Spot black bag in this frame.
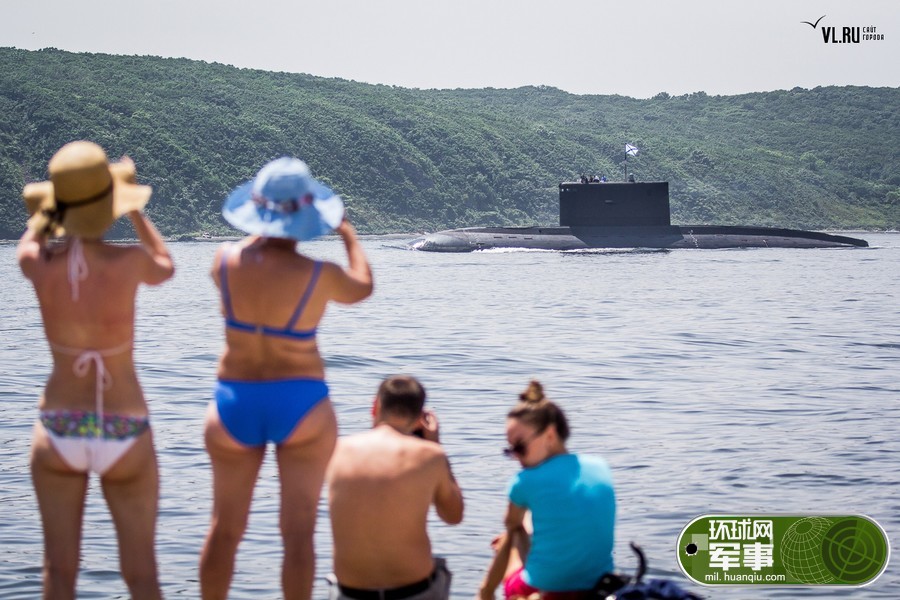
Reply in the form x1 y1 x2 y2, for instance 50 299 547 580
602 543 703 600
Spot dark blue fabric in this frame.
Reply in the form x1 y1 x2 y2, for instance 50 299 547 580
613 578 703 600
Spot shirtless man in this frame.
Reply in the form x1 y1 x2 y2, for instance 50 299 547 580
326 375 464 600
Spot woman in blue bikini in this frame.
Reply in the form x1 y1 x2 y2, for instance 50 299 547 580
18 141 175 599
200 157 373 600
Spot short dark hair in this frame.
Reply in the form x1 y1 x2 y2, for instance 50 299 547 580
507 380 570 441
377 375 426 420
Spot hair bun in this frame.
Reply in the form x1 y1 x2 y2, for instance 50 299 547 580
519 380 545 404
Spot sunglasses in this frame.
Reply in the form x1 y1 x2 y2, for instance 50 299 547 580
502 429 544 457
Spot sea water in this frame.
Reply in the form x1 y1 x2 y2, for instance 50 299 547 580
1 234 898 599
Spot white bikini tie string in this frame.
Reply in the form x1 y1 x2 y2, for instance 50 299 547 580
67 237 89 302
50 340 131 438
71 350 112 431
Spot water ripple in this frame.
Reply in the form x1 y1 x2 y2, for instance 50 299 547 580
1 236 899 598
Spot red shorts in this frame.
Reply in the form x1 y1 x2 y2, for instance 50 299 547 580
503 567 539 599
503 567 593 600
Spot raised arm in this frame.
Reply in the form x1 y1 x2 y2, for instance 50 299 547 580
17 225 47 281
129 211 174 285
326 218 373 304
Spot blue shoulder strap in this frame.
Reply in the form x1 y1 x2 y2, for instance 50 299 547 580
284 261 323 329
219 245 237 321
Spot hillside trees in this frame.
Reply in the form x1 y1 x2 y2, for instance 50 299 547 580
0 47 897 239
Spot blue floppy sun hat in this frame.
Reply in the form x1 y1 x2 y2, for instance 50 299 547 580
223 157 344 241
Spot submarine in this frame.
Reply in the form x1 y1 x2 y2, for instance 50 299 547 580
409 181 868 251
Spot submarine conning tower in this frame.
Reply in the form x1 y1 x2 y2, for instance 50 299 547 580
559 181 671 227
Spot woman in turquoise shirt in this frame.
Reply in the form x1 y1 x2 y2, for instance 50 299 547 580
479 381 616 600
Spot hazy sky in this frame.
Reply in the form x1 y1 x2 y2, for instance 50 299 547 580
2 0 897 98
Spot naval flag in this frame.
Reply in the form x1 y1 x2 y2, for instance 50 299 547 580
625 143 640 157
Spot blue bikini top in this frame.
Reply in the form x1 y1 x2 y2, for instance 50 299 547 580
219 246 323 340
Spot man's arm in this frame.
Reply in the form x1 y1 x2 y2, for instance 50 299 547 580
433 453 463 525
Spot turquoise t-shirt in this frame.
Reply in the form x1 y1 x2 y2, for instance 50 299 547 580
508 453 615 591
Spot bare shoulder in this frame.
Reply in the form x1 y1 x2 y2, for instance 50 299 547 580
314 259 355 293
333 432 365 452
213 242 230 262
326 435 353 476
210 242 234 278
317 259 343 279
331 430 377 458
16 238 42 276
17 232 56 277
111 243 146 257
414 438 451 470
101 243 171 285
105 243 151 266
327 431 381 476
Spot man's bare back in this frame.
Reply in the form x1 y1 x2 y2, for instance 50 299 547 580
327 377 463 596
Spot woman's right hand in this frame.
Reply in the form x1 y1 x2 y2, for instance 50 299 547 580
129 210 175 285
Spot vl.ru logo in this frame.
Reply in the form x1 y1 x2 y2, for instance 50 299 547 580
801 15 884 43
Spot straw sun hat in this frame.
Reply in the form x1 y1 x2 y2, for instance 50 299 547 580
22 141 151 239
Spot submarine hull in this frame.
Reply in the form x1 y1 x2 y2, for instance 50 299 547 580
408 182 868 251
410 225 869 252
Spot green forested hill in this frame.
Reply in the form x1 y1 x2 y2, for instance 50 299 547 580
1 47 898 239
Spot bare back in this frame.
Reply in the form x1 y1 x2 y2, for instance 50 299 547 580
212 237 367 381
21 239 161 414
327 426 460 588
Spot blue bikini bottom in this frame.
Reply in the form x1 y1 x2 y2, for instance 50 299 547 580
215 378 329 446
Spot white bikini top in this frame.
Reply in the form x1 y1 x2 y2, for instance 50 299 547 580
53 238 133 420
67 237 88 301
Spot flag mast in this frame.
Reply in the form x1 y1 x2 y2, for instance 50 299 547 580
625 143 639 181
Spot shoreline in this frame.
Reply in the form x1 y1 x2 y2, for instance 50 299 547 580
0 230 896 245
